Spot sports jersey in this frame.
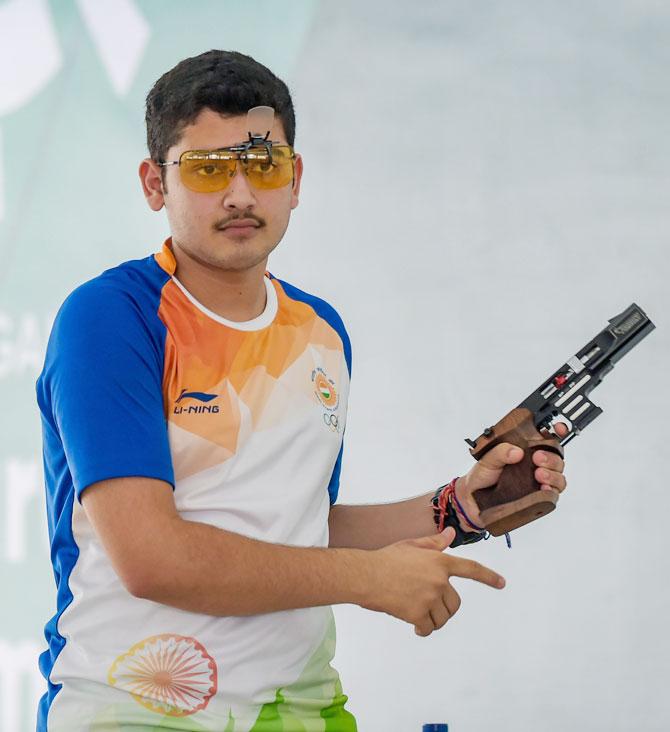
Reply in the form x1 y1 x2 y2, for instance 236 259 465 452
36 238 357 731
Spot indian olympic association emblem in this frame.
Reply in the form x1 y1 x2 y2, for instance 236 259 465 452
312 367 339 411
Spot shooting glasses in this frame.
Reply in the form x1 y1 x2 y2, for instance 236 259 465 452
158 106 296 193
159 144 295 193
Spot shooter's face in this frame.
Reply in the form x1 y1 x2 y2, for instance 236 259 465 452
152 108 302 273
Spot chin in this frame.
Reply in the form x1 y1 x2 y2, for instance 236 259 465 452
211 247 271 273
179 235 276 273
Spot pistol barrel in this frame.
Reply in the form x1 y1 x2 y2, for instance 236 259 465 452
519 303 654 436
465 304 654 452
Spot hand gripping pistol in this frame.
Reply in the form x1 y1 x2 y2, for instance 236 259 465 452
464 304 655 536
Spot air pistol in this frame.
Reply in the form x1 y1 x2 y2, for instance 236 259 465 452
465 303 655 536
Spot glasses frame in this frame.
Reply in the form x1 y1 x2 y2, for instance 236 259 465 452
158 137 296 192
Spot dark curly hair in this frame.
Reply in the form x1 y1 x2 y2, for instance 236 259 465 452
145 49 296 164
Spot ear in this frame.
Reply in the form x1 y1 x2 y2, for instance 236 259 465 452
139 158 166 211
290 153 303 210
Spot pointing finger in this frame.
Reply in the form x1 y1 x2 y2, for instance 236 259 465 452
446 556 506 589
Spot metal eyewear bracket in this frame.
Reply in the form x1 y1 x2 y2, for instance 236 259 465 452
159 105 281 169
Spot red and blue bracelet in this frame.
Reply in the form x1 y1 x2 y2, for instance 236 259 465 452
432 478 513 548
431 477 488 547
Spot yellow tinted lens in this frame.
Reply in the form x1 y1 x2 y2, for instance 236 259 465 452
179 150 236 192
244 145 295 190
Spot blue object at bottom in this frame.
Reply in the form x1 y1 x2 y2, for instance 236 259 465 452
423 725 449 732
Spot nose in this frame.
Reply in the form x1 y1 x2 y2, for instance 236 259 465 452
221 164 257 212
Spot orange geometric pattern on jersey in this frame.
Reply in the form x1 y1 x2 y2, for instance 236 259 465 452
155 241 344 481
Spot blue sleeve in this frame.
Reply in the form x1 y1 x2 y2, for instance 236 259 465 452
327 443 344 505
39 279 174 500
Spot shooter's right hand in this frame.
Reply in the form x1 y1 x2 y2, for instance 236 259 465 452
362 527 506 636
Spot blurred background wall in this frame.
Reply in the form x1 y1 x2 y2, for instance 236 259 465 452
1 1 668 730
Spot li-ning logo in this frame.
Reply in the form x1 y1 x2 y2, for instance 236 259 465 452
173 388 220 415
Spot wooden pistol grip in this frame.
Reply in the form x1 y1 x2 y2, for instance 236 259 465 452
470 408 564 535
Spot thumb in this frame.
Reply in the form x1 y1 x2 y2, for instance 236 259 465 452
479 442 524 471
411 527 455 551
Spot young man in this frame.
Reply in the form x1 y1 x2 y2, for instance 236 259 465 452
36 51 567 731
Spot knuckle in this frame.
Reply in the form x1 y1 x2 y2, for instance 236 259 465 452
470 560 484 574
422 587 437 604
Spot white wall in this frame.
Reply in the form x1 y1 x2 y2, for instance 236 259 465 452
285 2 669 730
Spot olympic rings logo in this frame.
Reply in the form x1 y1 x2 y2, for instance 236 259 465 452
323 413 340 433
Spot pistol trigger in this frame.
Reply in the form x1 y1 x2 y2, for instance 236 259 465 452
547 413 573 437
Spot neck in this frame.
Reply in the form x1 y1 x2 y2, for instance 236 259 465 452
170 240 268 322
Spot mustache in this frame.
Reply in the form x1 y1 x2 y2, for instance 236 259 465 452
213 213 265 230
